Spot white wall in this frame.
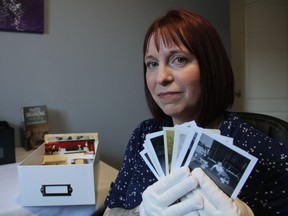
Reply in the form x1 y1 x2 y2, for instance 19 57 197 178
0 0 229 168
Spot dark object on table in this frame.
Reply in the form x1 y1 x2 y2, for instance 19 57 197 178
0 121 15 165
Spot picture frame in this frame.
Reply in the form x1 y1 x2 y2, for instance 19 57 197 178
0 0 44 33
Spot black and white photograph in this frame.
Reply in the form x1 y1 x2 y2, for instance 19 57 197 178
174 128 201 170
145 131 166 177
140 148 160 180
187 132 258 199
171 127 189 170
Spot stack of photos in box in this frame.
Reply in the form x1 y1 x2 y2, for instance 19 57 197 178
42 133 98 166
140 121 258 199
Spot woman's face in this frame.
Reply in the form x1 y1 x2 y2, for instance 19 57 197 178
145 35 201 125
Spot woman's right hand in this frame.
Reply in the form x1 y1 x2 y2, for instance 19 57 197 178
139 166 203 216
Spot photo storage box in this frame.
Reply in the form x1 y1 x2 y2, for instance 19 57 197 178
18 133 100 206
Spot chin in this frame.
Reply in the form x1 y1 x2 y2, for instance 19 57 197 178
162 109 182 118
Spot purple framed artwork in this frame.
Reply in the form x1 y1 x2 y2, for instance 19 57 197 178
0 0 44 33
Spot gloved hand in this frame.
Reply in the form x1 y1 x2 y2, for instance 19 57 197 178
189 168 254 216
139 166 203 216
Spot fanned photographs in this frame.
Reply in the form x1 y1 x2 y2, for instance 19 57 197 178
140 121 258 199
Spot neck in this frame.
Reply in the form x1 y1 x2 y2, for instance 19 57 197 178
205 115 224 129
172 114 224 129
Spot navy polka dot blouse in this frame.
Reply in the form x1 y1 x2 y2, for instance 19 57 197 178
105 112 288 215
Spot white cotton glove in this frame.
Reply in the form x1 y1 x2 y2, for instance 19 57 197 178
189 168 254 216
139 166 203 216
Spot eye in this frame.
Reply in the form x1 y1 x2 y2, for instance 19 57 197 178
146 61 158 69
173 56 188 64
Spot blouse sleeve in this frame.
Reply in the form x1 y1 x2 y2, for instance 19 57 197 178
221 114 288 215
104 120 158 209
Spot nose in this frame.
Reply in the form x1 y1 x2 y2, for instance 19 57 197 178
157 64 173 85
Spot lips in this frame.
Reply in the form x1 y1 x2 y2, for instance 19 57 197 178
158 91 181 100
158 91 178 96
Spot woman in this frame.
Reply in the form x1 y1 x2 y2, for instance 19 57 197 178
103 9 288 215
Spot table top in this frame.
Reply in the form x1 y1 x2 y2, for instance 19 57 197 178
0 147 118 216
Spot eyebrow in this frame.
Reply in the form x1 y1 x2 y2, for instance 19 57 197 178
168 49 188 55
145 48 189 60
144 55 156 62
